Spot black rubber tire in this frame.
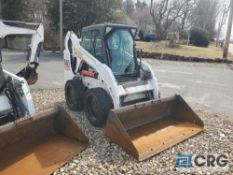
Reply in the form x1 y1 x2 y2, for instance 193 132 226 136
84 88 113 127
65 79 84 111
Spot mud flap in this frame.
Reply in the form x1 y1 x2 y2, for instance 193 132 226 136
0 106 89 175
105 95 204 161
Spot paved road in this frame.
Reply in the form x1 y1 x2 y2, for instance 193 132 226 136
146 59 233 118
2 50 233 118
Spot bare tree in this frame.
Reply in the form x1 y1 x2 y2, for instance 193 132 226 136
175 0 199 44
150 0 186 40
216 3 229 47
123 0 135 16
133 5 153 33
179 0 198 31
191 0 218 40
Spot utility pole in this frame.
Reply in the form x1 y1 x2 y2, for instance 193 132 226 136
59 0 63 54
0 0 2 19
223 0 233 59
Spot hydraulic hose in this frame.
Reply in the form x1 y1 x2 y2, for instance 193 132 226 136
5 82 29 118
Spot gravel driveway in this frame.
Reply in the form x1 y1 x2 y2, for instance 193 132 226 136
32 89 233 175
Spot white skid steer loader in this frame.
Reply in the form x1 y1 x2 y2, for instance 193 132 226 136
64 24 204 161
0 20 88 175
0 20 44 123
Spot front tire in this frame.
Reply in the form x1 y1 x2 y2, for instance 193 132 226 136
65 79 84 111
84 88 112 127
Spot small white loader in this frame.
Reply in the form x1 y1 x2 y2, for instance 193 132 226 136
64 24 160 126
0 20 44 123
64 24 204 161
0 20 88 175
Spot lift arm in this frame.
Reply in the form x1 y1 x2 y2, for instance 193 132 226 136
0 20 44 85
0 20 44 63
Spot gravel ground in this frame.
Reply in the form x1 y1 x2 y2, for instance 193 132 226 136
32 89 233 175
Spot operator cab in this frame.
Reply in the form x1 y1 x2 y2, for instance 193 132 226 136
81 24 139 81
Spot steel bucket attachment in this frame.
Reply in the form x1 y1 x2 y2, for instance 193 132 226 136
105 95 204 161
0 106 89 175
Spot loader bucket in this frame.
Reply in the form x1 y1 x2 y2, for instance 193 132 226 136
105 95 204 161
0 106 89 175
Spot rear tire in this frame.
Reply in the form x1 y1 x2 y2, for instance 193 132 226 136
84 88 112 127
65 79 84 111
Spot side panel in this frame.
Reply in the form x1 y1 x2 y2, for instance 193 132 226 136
0 95 11 112
140 60 160 99
63 32 76 82
3 70 35 115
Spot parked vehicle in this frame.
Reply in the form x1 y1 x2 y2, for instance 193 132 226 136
0 20 89 175
144 33 157 42
63 24 204 161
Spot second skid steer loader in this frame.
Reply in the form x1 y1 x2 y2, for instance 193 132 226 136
0 20 89 175
64 24 204 161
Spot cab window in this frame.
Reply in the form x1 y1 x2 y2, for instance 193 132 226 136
81 30 107 64
82 31 94 55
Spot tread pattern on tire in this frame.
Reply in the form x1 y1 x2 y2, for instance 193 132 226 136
84 88 113 127
65 79 84 111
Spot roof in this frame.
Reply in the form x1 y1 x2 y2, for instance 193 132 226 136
82 23 137 32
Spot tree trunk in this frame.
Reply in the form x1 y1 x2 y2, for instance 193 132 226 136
187 31 190 45
155 25 167 40
216 31 220 47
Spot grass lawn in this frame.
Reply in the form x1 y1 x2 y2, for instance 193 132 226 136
136 41 233 60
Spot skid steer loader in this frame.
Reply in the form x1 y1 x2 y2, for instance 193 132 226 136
0 20 88 175
64 24 204 161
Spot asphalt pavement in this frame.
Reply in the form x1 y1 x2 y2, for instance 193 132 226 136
2 50 233 118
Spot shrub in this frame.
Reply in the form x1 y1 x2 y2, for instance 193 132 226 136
190 28 210 47
179 30 188 40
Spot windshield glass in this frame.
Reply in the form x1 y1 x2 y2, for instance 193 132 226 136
107 29 136 76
